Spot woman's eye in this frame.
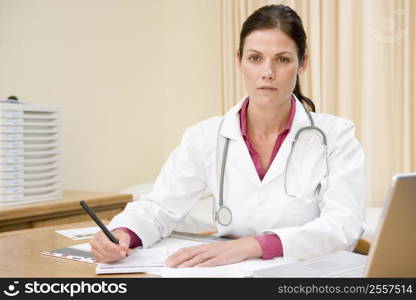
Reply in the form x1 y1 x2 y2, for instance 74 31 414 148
277 57 290 63
248 55 261 62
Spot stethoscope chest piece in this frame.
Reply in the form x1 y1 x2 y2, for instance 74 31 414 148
215 206 232 226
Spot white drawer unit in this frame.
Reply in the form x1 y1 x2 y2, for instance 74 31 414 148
0 99 62 205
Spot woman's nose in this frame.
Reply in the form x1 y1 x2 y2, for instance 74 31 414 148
261 63 275 80
261 73 274 80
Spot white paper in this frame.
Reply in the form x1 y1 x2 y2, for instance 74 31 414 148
56 226 100 240
96 234 293 278
158 237 294 277
95 236 295 277
153 237 204 255
96 247 168 274
95 237 208 275
232 257 295 277
160 257 293 278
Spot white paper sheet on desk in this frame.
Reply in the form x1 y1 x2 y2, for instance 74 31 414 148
156 237 294 277
56 226 100 240
96 237 207 275
96 247 168 275
155 236 204 254
160 257 293 278
96 236 294 277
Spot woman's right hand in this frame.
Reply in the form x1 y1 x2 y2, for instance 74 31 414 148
89 229 132 263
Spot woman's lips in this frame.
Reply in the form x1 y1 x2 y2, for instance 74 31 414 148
257 86 278 93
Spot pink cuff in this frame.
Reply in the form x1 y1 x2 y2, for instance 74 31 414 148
114 227 142 248
254 234 284 260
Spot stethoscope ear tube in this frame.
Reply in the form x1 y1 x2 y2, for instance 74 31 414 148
219 138 230 208
216 137 232 226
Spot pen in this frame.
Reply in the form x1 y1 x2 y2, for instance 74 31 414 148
80 200 119 245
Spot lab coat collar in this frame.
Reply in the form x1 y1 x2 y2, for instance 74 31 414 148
220 94 310 141
261 96 311 185
220 94 312 186
219 96 247 141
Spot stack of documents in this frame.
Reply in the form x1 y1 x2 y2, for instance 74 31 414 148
47 227 294 277
95 236 293 277
0 99 61 205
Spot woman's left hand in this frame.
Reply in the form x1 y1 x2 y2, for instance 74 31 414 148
165 237 262 268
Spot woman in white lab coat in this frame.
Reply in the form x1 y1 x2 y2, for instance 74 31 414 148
90 4 365 266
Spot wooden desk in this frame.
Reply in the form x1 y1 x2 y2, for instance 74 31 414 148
0 190 133 233
0 221 156 277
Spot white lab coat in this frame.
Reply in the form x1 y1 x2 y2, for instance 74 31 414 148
109 96 366 260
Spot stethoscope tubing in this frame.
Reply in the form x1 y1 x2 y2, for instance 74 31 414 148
216 99 328 225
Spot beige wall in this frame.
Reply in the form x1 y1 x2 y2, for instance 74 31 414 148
0 0 222 192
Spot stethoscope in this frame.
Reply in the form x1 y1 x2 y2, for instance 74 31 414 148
214 98 329 226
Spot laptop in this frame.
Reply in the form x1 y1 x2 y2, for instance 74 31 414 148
253 173 416 277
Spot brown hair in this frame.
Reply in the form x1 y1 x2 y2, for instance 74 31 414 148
238 4 315 112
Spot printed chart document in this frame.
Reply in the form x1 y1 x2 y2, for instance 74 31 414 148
42 243 96 264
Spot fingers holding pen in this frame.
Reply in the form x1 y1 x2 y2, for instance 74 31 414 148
90 232 121 262
89 230 131 263
111 229 132 255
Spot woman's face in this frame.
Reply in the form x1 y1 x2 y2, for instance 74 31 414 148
238 28 307 108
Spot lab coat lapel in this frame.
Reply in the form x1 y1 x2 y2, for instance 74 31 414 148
261 100 311 185
229 137 262 186
220 98 262 187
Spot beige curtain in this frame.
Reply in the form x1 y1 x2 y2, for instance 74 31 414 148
220 0 416 206
220 0 268 111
